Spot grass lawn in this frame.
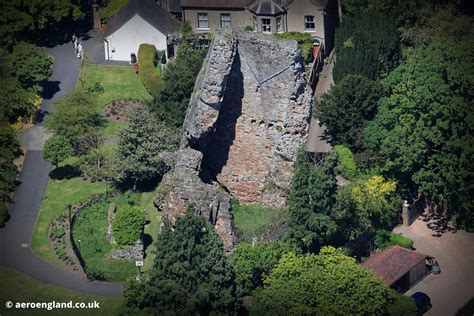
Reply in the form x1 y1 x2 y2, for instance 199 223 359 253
72 197 137 282
78 63 152 109
0 267 122 316
103 120 126 139
140 191 161 271
31 178 106 269
232 202 287 243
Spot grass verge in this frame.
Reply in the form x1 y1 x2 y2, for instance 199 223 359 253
78 64 152 109
141 191 161 271
0 267 122 316
31 178 105 269
232 201 287 243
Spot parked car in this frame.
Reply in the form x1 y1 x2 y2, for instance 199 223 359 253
411 292 432 315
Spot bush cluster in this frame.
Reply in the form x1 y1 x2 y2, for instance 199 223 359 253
138 44 163 98
112 205 144 247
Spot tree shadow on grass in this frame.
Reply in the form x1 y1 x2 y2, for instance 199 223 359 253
49 164 81 180
143 233 153 258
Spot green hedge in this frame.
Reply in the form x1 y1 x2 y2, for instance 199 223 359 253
390 233 414 249
137 44 163 98
373 229 414 249
112 205 144 247
334 145 358 179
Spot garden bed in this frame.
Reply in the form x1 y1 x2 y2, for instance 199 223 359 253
71 197 137 282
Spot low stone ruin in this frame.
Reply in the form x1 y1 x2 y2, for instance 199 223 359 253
155 29 313 252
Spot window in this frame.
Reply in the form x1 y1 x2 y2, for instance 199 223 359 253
220 13 231 28
262 18 271 33
253 16 258 31
197 13 209 29
276 16 282 33
305 15 315 31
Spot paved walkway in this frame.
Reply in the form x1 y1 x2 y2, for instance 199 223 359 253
394 219 474 315
0 37 122 297
306 60 334 153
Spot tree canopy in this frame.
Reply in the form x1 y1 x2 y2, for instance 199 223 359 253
115 104 180 188
43 135 73 167
234 241 298 297
364 39 474 230
4 42 52 89
251 246 416 315
45 90 102 143
287 151 339 252
123 210 237 314
318 74 383 151
0 0 84 47
153 43 207 127
333 9 400 82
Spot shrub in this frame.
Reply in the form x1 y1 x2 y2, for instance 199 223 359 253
50 225 65 240
390 233 414 249
112 205 144 247
138 44 163 98
0 202 10 227
373 229 414 249
334 145 358 179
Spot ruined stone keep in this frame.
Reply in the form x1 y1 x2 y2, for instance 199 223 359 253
155 29 313 252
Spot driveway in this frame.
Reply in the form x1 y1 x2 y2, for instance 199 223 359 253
306 60 333 153
0 35 122 297
394 219 474 315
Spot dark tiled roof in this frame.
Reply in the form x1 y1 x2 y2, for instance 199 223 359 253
362 245 427 286
180 0 249 8
248 0 284 15
105 0 181 38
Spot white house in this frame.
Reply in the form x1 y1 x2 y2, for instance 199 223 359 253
104 0 181 62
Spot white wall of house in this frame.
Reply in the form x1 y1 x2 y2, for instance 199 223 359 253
104 15 167 61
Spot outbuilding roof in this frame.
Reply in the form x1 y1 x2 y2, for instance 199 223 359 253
362 245 428 286
180 0 249 8
105 0 181 38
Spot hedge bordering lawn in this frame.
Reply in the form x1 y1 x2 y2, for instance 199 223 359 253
138 44 163 98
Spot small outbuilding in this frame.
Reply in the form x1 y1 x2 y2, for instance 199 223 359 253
103 0 181 62
363 245 428 292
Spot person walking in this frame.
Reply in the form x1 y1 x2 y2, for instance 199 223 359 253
77 42 83 59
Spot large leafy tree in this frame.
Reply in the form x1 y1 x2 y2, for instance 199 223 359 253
318 74 383 151
153 43 207 127
251 247 416 315
0 121 20 203
333 9 400 82
0 77 36 123
116 104 180 188
287 151 339 253
0 0 84 48
364 38 474 230
45 90 102 143
234 242 298 297
4 42 52 89
123 210 237 314
43 135 73 167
